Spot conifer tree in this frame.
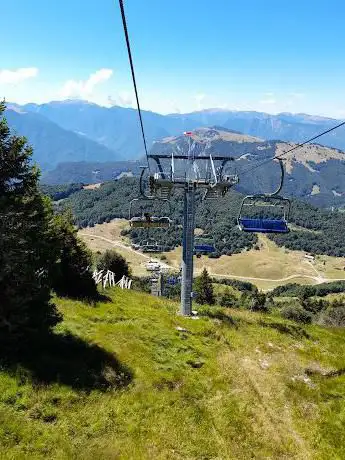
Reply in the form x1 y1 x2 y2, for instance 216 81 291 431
194 268 215 305
0 102 61 348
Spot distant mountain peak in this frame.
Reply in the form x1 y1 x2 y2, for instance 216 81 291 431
47 99 99 107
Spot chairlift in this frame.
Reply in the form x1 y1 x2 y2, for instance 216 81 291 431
237 159 290 233
139 239 164 253
166 276 178 285
128 166 173 228
129 197 172 228
194 235 216 255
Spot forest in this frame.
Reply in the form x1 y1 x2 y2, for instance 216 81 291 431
54 177 345 257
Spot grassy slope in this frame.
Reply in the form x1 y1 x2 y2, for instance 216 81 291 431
1 290 345 459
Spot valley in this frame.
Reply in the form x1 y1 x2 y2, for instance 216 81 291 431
3 2 345 458
78 219 345 290
6 101 345 208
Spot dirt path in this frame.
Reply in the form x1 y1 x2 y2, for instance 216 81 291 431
81 233 171 269
81 233 345 286
209 271 322 283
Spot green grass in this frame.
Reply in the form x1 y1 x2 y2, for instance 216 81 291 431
1 289 345 459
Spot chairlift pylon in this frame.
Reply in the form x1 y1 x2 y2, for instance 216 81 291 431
237 159 290 233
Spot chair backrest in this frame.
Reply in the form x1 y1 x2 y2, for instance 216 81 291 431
194 243 215 252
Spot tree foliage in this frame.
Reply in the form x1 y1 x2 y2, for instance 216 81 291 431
271 281 345 298
219 288 237 308
194 269 215 305
0 102 61 348
40 183 83 201
57 176 345 258
97 250 130 282
51 211 97 299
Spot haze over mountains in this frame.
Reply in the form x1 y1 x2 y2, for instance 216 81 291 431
6 100 345 166
5 100 345 207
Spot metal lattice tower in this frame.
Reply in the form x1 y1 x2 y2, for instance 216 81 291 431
181 182 196 315
145 134 238 315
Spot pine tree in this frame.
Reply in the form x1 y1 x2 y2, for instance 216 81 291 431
194 268 215 305
0 102 61 349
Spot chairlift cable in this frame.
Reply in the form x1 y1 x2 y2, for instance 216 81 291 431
118 0 150 168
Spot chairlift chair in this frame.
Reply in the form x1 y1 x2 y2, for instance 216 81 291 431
194 235 216 255
129 198 172 229
128 166 173 228
237 159 290 233
140 239 164 253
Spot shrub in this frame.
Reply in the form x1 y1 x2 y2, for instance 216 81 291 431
319 300 345 327
250 292 269 312
220 288 237 308
301 298 328 314
131 276 151 293
97 250 130 282
280 304 313 324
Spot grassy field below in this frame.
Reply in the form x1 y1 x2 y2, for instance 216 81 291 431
1 289 345 459
78 221 345 290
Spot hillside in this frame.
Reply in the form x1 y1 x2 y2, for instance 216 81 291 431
37 121 345 207
78 221 345 290
5 106 120 170
40 160 141 184
152 127 345 208
57 177 345 259
6 102 345 193
19 100 345 157
2 288 345 458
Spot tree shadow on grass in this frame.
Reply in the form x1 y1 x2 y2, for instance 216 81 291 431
1 332 133 391
58 291 112 305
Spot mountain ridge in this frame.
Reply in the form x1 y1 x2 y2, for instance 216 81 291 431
8 100 345 161
5 101 345 208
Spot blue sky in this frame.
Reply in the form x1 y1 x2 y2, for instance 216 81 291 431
1 0 345 117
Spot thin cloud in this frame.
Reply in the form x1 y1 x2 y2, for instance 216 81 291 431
0 67 38 85
259 92 276 105
289 92 305 99
259 98 276 105
60 68 113 99
107 91 133 107
194 93 206 110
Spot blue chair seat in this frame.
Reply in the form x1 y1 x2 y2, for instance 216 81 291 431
194 244 215 252
239 218 289 233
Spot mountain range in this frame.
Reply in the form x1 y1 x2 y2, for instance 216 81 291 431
5 100 345 168
4 100 345 207
152 127 345 208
